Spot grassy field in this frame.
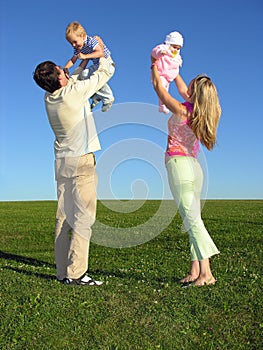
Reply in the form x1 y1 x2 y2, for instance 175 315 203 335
0 200 262 350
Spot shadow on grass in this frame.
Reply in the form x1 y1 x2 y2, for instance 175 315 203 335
1 251 183 284
0 251 55 268
90 268 182 284
0 250 56 281
2 266 56 281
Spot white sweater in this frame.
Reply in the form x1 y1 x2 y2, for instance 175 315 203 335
44 58 113 159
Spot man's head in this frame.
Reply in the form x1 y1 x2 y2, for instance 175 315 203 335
33 62 68 93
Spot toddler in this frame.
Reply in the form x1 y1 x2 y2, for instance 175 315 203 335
65 21 115 112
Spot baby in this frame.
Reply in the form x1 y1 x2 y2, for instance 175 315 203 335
152 31 186 114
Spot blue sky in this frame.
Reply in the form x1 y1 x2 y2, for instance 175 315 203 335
1 0 262 201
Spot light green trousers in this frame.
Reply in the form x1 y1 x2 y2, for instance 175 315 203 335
166 156 219 261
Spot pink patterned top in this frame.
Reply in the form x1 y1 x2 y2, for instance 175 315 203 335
165 102 200 158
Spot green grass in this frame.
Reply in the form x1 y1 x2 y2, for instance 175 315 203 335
0 200 262 349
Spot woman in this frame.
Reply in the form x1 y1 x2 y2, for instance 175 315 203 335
151 60 221 286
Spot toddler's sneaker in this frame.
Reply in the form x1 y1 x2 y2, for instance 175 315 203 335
101 100 114 112
91 98 101 110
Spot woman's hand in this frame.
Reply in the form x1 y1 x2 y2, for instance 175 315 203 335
151 56 157 65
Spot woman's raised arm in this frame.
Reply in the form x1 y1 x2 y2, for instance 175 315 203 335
151 62 188 119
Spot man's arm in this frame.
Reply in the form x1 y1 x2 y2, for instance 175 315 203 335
79 59 89 70
74 57 113 99
69 59 89 81
64 55 78 69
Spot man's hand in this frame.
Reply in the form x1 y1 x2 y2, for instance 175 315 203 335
63 67 70 78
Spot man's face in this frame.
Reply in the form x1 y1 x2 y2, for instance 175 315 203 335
67 33 85 51
56 66 69 87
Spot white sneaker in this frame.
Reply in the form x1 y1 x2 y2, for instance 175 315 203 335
101 101 113 112
64 274 103 286
91 99 101 110
81 275 103 286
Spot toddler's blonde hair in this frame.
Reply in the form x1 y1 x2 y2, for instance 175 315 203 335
189 75 221 150
66 21 86 40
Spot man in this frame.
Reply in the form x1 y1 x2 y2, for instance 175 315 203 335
33 57 114 285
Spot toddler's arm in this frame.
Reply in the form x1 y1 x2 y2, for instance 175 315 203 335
78 36 104 60
94 36 105 51
152 44 168 59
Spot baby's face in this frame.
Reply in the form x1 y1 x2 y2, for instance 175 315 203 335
170 44 181 54
67 33 85 51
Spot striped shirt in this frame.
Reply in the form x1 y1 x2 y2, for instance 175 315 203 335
74 35 111 67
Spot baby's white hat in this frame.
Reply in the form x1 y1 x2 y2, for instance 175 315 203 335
165 31 184 47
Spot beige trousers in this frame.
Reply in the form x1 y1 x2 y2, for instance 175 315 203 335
54 153 97 280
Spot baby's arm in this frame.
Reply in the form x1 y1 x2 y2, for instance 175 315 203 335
64 55 78 69
174 74 190 101
152 44 168 59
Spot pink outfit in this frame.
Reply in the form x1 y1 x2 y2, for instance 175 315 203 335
152 44 182 82
165 102 200 158
151 44 183 113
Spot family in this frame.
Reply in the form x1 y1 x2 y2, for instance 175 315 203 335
33 21 221 287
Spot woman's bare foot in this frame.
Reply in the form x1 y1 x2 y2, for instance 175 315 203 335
179 260 200 284
193 275 217 287
179 274 199 284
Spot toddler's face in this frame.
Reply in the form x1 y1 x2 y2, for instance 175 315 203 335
67 33 85 51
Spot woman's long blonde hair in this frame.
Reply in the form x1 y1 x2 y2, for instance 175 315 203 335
189 75 221 150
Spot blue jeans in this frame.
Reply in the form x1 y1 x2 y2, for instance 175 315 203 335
80 59 115 105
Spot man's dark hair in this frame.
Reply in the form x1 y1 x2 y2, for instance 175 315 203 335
33 61 61 93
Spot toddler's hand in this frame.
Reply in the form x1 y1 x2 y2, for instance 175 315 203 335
161 50 167 55
184 92 191 102
78 52 86 60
